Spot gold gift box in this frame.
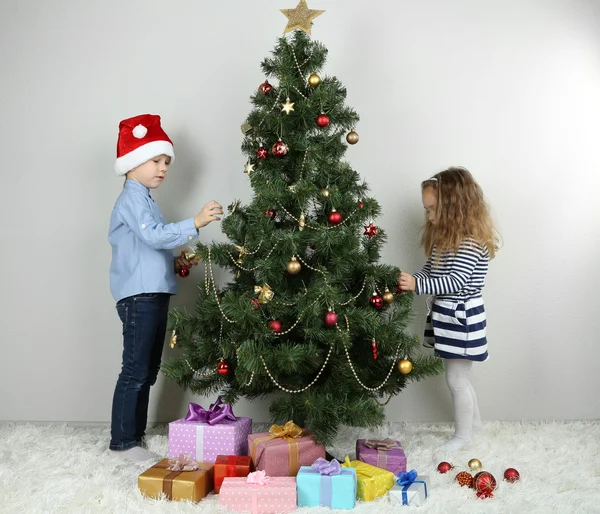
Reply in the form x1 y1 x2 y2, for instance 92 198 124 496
138 459 214 502
342 457 395 501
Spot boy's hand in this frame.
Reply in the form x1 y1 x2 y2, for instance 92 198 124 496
194 201 224 229
174 250 199 273
398 272 416 292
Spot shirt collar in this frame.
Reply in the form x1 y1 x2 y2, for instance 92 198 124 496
125 179 151 196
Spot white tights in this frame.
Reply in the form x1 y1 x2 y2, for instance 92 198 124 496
442 359 483 451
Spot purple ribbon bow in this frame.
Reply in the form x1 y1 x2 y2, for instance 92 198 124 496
311 457 342 476
364 438 399 451
184 396 237 425
397 469 418 486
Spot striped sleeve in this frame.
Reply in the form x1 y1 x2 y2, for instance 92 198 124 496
415 241 483 295
413 256 432 281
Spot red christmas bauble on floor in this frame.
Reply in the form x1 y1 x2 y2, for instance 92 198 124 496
370 294 384 310
178 266 190 278
324 309 338 327
473 471 497 499
328 210 342 225
272 139 289 157
437 461 453 474
259 80 273 94
504 468 520 483
455 471 474 488
268 320 283 333
316 113 330 128
217 360 230 376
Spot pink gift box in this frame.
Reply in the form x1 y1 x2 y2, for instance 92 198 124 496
219 476 297 514
168 416 252 463
356 439 407 475
249 430 325 477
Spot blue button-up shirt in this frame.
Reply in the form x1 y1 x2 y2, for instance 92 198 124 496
109 180 198 302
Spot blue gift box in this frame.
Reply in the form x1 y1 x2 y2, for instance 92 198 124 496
296 463 357 509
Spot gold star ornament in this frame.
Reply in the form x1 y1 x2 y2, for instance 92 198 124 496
281 0 325 35
282 97 295 114
243 162 255 175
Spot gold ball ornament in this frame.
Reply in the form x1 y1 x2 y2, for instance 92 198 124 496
286 256 302 275
319 188 330 198
346 129 359 145
382 288 394 304
468 458 483 471
398 359 413 374
308 73 321 87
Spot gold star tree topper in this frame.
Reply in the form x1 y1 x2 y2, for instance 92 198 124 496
281 0 325 35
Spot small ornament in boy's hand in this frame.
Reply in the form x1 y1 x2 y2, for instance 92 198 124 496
178 266 190 278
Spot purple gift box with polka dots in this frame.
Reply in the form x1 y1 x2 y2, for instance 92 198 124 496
168 416 253 463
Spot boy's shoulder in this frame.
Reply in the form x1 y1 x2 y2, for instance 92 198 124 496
113 185 152 211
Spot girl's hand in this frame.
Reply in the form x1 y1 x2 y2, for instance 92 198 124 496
174 251 199 273
194 201 224 229
398 272 416 292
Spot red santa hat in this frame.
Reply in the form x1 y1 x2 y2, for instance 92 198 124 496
114 114 174 175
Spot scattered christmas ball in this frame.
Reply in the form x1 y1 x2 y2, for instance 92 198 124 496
437 462 453 474
286 256 301 275
178 266 190 278
398 359 413 374
319 187 330 198
324 308 338 327
281 97 295 115
371 339 378 360
264 209 276 218
308 73 321 87
328 209 342 225
256 146 268 159
272 139 289 157
370 293 384 310
268 320 283 333
455 471 474 488
473 471 497 499
217 360 231 376
382 288 394 304
346 129 359 145
468 459 482 471
504 468 520 483
363 223 378 239
259 80 273 94
316 113 330 128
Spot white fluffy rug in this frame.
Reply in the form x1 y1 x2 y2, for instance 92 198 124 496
1 421 599 513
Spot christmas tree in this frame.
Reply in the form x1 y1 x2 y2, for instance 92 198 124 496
163 2 442 445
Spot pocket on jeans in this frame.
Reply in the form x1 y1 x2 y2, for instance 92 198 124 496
116 302 128 327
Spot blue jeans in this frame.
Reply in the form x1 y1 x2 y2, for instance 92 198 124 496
110 293 170 450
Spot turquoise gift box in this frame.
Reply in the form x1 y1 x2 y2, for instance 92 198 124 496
296 458 357 510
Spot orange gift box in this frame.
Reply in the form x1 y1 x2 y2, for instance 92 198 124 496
214 455 252 494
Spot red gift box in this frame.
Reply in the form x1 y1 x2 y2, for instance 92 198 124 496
214 455 252 494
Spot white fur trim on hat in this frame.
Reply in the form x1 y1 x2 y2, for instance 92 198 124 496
114 140 175 175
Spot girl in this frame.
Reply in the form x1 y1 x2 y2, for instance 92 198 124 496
108 114 223 461
398 167 499 451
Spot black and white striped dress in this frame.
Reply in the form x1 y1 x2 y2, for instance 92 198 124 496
414 239 489 362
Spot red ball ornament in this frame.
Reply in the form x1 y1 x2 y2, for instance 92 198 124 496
316 113 330 128
370 293 384 310
363 223 378 239
256 146 268 159
328 209 342 225
504 468 520 483
437 462 453 474
178 266 190 278
455 471 474 488
473 471 497 499
324 309 338 327
395 285 403 294
217 360 230 376
359 201 364 209
264 209 276 219
259 80 273 94
272 139 289 157
268 320 283 333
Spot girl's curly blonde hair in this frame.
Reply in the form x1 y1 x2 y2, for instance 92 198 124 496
421 167 499 258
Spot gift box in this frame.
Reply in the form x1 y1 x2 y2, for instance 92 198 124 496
168 398 252 463
219 470 297 514
214 455 252 494
249 421 325 477
389 470 429 506
356 438 407 475
138 455 214 502
341 456 396 501
297 458 357 509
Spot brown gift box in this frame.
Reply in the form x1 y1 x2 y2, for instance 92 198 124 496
138 458 214 502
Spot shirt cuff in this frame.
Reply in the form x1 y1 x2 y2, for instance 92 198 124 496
179 217 198 242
